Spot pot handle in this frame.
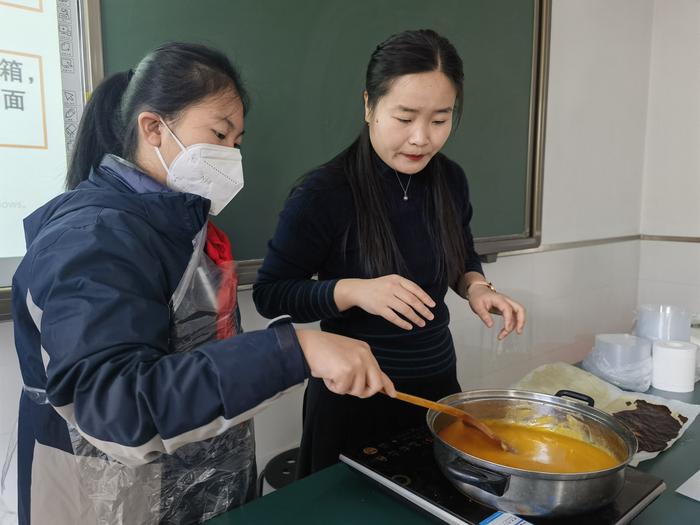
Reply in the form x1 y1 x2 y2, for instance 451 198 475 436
444 457 510 496
555 389 595 407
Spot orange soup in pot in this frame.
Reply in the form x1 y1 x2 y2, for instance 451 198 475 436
438 420 619 473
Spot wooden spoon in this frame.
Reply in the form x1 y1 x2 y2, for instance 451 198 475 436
393 390 517 453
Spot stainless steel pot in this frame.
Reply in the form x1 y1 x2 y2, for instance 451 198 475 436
427 389 638 517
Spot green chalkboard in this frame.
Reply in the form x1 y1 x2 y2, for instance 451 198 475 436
100 0 547 265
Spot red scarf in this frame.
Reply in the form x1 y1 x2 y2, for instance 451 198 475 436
204 221 239 339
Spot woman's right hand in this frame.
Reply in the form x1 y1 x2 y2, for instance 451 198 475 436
296 329 396 398
334 275 436 330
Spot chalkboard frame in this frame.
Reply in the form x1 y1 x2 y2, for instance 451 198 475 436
0 0 551 321
474 0 549 261
93 0 551 285
231 0 552 283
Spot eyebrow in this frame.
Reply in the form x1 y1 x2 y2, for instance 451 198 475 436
217 116 238 130
395 105 454 114
216 116 245 137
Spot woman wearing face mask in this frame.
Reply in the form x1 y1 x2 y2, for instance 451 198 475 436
12 42 394 525
253 30 526 476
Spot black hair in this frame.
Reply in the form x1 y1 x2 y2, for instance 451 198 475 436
65 42 249 190
333 29 468 284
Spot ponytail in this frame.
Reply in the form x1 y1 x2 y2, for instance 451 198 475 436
65 71 129 189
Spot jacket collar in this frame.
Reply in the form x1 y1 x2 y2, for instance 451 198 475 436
100 154 170 194
23 156 209 247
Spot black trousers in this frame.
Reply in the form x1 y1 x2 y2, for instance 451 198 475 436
297 366 461 478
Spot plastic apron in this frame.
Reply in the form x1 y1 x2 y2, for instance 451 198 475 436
30 223 255 524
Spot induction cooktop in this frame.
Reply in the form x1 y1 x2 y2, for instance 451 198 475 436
340 426 665 525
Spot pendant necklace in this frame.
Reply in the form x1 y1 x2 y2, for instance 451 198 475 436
393 169 411 201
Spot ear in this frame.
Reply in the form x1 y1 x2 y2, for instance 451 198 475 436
138 111 164 147
363 91 371 124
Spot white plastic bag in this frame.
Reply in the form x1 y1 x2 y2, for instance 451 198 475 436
583 351 652 392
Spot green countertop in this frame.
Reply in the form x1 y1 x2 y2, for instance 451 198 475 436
207 384 700 525
207 464 434 525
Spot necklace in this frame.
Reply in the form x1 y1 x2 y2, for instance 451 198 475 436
393 169 411 201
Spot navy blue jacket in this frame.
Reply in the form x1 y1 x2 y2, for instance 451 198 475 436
12 159 307 523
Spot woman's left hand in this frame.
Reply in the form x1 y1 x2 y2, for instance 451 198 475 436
467 286 526 340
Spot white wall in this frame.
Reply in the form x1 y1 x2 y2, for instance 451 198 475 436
543 0 653 243
1 1 697 515
638 0 700 313
641 0 700 238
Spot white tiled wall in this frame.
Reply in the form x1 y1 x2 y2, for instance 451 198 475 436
638 241 700 315
451 241 642 390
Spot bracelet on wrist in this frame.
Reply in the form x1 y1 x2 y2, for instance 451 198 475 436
465 281 496 301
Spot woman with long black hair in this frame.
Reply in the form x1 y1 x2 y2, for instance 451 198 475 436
12 42 394 524
254 29 526 477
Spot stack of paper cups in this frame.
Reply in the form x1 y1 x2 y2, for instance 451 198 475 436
635 304 690 342
652 340 698 393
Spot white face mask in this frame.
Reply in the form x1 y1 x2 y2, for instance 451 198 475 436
154 120 244 215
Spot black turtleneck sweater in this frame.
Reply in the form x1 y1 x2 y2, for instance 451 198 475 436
253 153 483 380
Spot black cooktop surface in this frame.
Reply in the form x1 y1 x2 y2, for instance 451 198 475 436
340 426 665 525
